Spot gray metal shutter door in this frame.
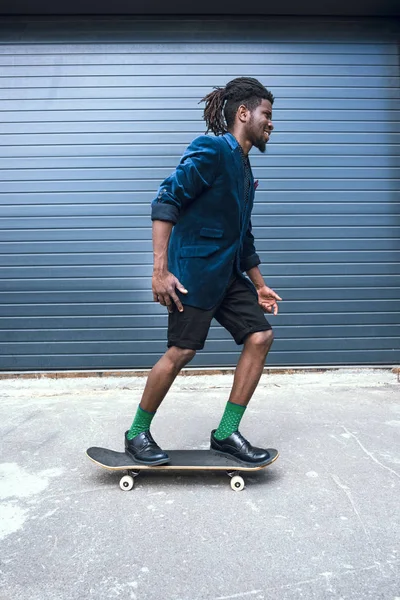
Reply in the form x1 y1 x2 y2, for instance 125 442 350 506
0 18 399 370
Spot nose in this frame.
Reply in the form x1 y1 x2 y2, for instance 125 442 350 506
268 121 274 132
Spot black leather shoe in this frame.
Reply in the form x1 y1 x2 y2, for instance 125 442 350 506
125 431 170 465
210 429 277 466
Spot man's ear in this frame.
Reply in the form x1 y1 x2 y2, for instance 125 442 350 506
237 104 249 123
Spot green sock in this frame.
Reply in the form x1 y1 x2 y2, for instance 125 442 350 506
214 401 246 440
127 406 155 440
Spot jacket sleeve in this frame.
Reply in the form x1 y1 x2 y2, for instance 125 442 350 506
151 135 221 224
239 220 261 272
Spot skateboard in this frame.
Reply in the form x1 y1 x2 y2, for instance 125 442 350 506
86 447 279 492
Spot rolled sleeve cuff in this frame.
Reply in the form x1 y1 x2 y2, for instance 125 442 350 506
151 202 180 224
240 253 261 272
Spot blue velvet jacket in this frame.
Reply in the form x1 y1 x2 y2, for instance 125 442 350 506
151 132 261 310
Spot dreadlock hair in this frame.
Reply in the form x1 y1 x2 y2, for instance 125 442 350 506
200 77 274 136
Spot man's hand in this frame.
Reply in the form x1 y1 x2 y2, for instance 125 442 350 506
257 285 282 316
152 270 188 313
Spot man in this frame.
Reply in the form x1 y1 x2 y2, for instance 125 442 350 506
125 77 282 466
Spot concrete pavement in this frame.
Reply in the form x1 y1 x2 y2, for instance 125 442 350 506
0 369 399 600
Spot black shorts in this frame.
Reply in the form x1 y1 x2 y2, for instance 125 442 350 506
167 274 272 351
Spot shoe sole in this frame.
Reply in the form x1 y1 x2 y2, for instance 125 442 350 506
124 451 170 466
211 448 279 468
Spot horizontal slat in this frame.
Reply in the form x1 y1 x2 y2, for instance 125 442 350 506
1 226 398 242
1 180 399 193
1 201 400 217
0 52 398 66
2 65 399 77
2 274 400 293
2 156 398 169
1 336 398 356
0 143 397 158
0 286 398 304
0 93 399 105
1 36 399 51
2 121 400 135
2 250 400 267
1 276 399 292
0 42 397 55
1 263 400 279
1 349 396 370
0 311 397 328
1 238 399 252
3 75 399 89
0 215 397 228
1 167 400 182
1 110 399 124
0 192 399 206
1 324 399 343
2 132 399 146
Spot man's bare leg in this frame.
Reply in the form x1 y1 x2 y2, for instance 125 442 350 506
139 346 196 413
125 346 196 464
212 330 274 455
228 329 274 407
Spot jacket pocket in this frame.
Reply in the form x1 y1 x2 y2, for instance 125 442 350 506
200 227 224 238
180 245 220 258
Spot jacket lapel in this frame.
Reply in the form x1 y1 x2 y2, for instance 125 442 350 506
248 161 255 209
223 133 245 210
232 147 244 208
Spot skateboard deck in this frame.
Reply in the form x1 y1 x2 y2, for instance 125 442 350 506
86 446 279 491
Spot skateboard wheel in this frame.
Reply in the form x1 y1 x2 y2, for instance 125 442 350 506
230 475 245 492
119 475 134 491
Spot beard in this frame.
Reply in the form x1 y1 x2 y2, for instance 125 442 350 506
253 136 267 153
248 115 267 153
